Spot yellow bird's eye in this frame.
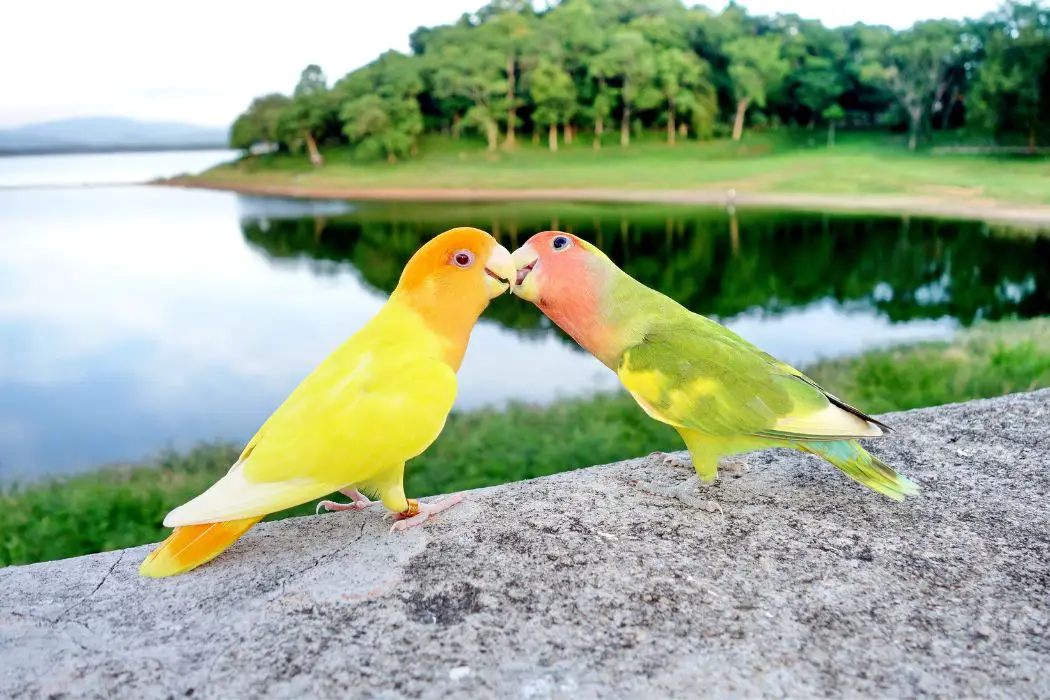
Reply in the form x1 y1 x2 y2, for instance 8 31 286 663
451 249 476 268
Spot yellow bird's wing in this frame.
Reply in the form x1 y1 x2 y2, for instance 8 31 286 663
163 352 457 527
616 319 885 442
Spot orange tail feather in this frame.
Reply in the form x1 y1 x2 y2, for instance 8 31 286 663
138 516 263 578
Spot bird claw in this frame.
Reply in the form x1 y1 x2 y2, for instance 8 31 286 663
316 499 370 514
630 475 723 514
315 488 374 514
388 493 464 533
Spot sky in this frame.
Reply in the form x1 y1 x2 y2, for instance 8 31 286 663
0 0 1004 130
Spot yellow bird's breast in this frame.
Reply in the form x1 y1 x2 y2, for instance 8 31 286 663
238 301 459 485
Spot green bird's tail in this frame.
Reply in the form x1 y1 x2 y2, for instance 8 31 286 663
799 440 920 502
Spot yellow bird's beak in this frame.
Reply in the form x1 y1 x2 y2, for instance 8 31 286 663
510 243 540 302
483 244 515 299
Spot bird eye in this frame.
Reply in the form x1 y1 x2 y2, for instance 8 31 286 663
551 235 572 251
451 249 475 268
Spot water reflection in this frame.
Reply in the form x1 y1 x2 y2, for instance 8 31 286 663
240 199 1050 335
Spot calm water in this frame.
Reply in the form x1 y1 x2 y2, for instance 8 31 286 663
2 152 1048 479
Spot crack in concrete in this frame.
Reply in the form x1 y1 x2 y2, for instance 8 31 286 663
54 550 125 623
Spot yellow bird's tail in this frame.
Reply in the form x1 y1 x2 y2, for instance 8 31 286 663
138 516 263 578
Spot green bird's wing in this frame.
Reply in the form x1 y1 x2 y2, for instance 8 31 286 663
615 313 887 442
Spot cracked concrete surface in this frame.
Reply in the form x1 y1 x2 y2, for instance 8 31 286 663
1 389 1048 699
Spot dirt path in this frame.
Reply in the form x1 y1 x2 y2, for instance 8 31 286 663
157 176 1050 228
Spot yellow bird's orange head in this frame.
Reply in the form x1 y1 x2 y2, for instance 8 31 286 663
392 227 514 362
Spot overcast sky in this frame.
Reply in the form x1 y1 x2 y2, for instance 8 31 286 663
0 0 1003 129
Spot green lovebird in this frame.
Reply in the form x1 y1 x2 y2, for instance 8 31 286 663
511 230 919 508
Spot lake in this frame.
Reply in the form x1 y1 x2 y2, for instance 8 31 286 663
2 151 1048 480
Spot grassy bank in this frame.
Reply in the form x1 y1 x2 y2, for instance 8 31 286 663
3 318 1049 567
173 131 1050 210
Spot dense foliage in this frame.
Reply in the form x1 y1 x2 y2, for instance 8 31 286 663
229 0 1050 158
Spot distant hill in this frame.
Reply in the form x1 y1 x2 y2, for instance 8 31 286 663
0 117 229 155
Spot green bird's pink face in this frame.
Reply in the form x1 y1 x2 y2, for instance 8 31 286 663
512 231 623 365
510 231 588 304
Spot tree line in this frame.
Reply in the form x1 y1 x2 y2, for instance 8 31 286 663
230 0 1050 162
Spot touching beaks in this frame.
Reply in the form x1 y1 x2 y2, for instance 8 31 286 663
483 244 515 297
510 244 539 295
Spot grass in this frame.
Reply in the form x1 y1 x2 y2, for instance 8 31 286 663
182 130 1050 207
2 317 1048 568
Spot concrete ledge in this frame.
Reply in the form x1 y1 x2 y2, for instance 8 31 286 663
2 390 1048 699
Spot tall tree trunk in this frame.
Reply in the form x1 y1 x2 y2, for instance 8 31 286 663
621 102 631 147
731 98 750 142
532 131 540 145
827 120 836 147
548 123 558 152
564 122 573 145
907 107 921 151
942 86 960 129
679 122 688 139
485 119 499 152
451 113 462 140
305 131 323 167
594 116 604 150
667 102 676 145
504 55 517 149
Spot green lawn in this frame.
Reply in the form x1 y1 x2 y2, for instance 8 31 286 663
3 318 1048 568
182 131 1050 207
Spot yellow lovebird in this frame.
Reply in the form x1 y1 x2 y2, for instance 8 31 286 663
511 231 919 509
139 227 515 578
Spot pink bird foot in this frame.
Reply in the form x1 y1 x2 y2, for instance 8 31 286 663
634 451 740 514
316 488 374 514
385 494 465 533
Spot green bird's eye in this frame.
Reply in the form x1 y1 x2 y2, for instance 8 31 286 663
551 235 572 251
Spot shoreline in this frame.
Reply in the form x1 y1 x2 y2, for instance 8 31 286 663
156 175 1050 228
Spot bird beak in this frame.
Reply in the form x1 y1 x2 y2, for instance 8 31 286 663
510 244 540 301
483 244 515 299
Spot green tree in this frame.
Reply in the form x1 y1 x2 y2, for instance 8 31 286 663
592 29 660 146
477 2 538 149
654 48 716 144
822 103 845 146
429 36 507 151
724 34 790 140
542 0 606 145
530 60 577 151
279 64 337 166
972 1 1050 149
795 56 844 126
863 21 963 150
229 93 290 153
337 51 424 162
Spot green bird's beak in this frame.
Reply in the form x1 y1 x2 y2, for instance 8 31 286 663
510 243 540 302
